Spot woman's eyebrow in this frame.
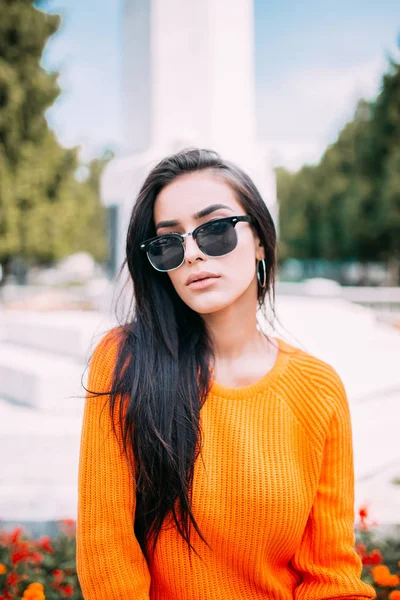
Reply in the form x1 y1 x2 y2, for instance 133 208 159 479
155 204 233 231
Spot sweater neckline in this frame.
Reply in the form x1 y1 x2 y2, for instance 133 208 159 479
208 337 290 399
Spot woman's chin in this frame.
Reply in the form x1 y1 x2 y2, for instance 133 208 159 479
187 296 235 315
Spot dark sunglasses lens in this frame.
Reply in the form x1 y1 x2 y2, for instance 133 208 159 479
147 237 183 271
197 221 237 256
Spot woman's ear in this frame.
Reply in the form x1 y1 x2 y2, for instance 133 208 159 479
255 238 265 261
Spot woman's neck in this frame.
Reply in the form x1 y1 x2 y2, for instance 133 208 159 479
202 293 268 363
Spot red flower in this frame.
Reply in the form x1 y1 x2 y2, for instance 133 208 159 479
52 569 63 578
369 549 383 565
358 546 383 566
59 518 76 537
10 527 24 544
6 571 19 586
38 535 54 553
29 552 44 564
60 518 75 528
11 551 26 564
61 584 74 597
356 543 367 557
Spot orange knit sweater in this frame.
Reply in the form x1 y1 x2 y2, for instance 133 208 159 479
76 330 377 600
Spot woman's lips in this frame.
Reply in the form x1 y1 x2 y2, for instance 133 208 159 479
187 276 220 290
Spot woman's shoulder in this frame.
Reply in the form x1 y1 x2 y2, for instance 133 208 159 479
87 326 126 390
278 338 346 396
276 338 348 445
91 326 125 363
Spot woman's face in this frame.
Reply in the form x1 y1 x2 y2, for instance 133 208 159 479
152 171 265 315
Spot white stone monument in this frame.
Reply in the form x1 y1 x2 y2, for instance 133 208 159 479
101 0 277 275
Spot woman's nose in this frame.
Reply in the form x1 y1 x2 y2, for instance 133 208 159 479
184 234 205 264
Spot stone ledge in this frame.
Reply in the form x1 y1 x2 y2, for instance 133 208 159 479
0 342 85 415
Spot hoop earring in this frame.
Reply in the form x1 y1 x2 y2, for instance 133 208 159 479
257 259 267 289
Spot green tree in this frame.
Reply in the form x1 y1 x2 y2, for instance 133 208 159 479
277 47 400 283
0 0 108 278
368 56 400 281
277 165 321 261
317 102 375 262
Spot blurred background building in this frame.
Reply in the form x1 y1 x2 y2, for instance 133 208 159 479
103 0 276 274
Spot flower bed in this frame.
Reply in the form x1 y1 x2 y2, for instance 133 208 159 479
0 507 399 598
355 505 400 599
0 519 81 600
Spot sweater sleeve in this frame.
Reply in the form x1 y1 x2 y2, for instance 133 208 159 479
290 374 377 600
76 330 151 600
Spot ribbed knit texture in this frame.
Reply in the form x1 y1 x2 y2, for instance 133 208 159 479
76 330 377 600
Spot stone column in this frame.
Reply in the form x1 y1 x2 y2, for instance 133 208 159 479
102 0 277 276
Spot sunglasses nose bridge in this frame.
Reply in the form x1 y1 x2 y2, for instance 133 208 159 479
182 230 204 261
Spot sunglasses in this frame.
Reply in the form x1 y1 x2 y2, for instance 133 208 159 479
140 215 257 272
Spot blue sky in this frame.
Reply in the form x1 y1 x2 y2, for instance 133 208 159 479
40 0 400 170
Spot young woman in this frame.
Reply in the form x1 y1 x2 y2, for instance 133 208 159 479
76 148 376 600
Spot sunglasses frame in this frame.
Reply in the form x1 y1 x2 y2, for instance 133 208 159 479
140 215 257 272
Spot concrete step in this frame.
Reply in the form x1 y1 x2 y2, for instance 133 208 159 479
355 461 400 527
272 296 400 401
0 342 86 415
350 391 400 480
1 310 114 362
0 398 82 520
0 484 78 522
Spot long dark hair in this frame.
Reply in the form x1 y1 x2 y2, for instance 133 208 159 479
94 148 276 564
